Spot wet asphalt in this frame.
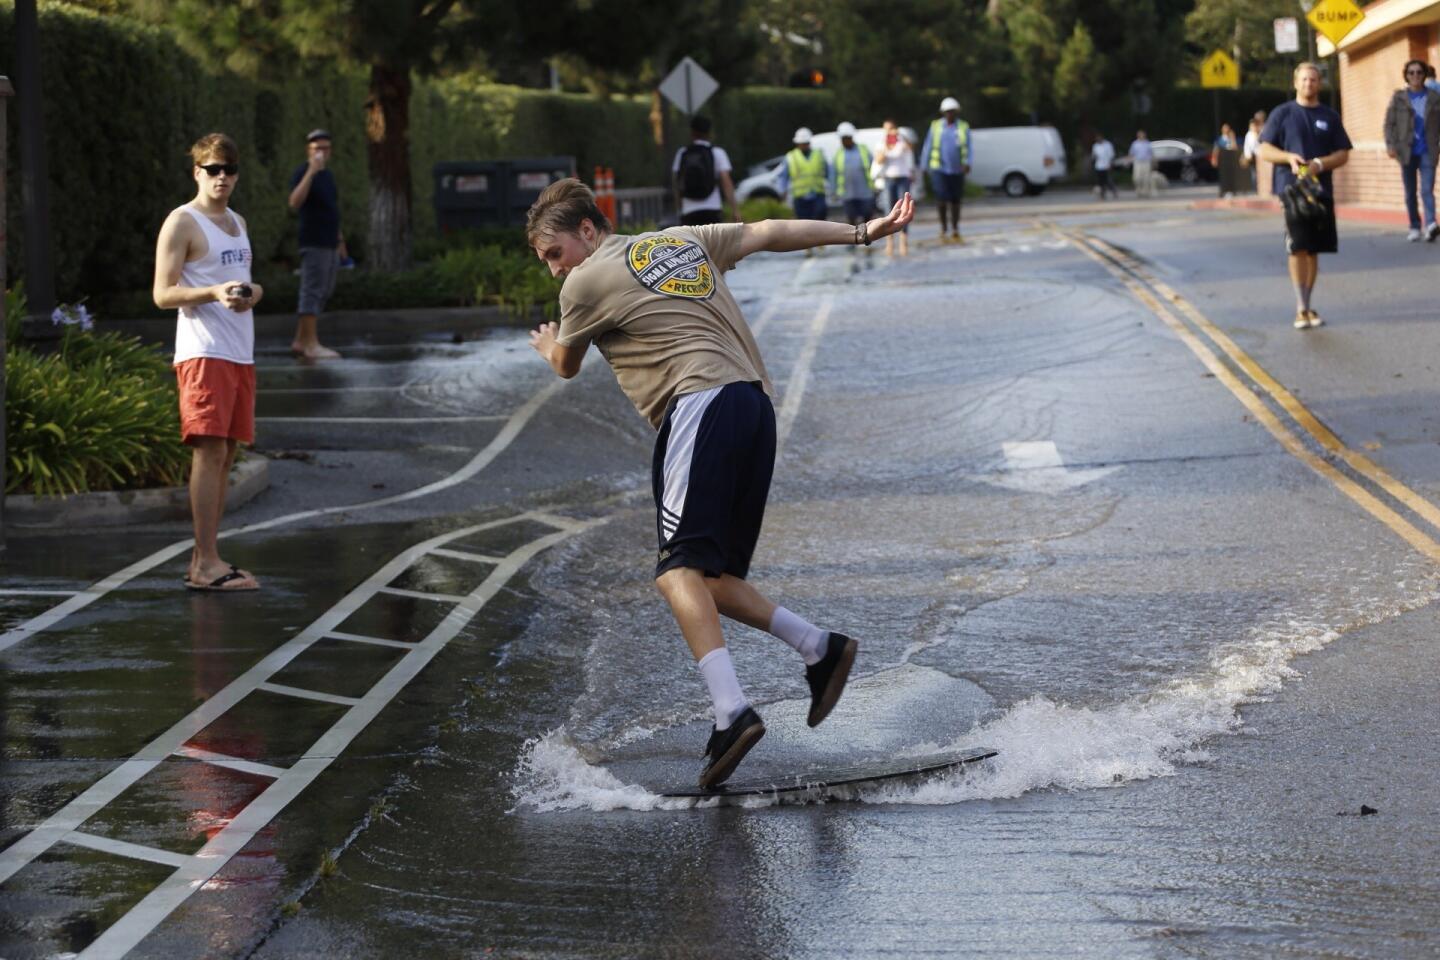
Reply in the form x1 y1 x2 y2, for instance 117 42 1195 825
3 186 1440 958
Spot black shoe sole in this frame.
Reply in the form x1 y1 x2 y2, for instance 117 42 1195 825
807 636 857 727
698 721 766 790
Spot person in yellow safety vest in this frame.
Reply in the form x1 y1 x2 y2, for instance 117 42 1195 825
778 127 831 226
830 122 876 241
918 96 972 243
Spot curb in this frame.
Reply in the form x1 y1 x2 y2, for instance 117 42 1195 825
1192 196 1411 227
4 458 269 529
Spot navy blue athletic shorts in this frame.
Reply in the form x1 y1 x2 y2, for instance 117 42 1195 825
652 381 776 580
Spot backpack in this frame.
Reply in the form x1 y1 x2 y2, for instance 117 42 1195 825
678 144 717 200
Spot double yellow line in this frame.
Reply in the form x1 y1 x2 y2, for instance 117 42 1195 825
1060 228 1440 563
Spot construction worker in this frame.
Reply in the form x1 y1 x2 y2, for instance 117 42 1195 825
778 127 831 223
919 96 972 243
830 121 876 242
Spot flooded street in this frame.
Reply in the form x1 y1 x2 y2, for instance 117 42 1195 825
5 196 1440 958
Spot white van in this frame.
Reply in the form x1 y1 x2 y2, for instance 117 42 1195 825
967 126 1067 197
734 126 918 203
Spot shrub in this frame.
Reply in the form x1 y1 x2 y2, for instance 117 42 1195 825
6 329 188 496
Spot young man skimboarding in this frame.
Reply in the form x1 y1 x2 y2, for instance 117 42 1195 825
527 179 914 789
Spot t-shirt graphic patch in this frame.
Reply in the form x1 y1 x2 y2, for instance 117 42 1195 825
626 235 715 300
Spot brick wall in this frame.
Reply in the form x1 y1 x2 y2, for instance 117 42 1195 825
1335 24 1440 208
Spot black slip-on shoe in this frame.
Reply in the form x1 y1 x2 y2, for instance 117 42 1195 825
805 632 858 727
698 707 765 790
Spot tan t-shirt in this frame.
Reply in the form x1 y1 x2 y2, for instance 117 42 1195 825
556 224 774 428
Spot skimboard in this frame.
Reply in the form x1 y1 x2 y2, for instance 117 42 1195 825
655 746 997 800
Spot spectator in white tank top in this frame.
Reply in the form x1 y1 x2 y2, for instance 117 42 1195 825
152 132 265 592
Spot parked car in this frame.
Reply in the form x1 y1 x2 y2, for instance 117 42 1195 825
968 126 1067 197
1149 138 1218 184
734 126 918 203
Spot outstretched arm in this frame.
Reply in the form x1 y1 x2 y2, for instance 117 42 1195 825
736 192 914 261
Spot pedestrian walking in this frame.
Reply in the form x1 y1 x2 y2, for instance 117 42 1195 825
672 114 740 226
1383 59 1440 242
778 127 830 256
1258 62 1353 330
1128 130 1154 198
872 118 915 256
524 178 914 788
288 128 343 360
152 132 262 592
1242 111 1267 193
1091 132 1118 199
830 121 875 244
920 96 971 243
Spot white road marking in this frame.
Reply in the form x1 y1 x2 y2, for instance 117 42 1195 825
0 379 565 655
774 296 833 455
974 441 1121 494
0 512 597 960
0 589 80 597
323 630 416 650
62 833 193 870
172 745 286 780
428 547 501 564
256 681 361 707
376 586 469 604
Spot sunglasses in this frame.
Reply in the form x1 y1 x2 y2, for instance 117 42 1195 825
197 163 239 177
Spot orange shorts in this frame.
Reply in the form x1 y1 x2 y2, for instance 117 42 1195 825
175 358 256 446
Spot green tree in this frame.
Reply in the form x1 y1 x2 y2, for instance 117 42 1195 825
993 0 1188 118
1185 0 1306 87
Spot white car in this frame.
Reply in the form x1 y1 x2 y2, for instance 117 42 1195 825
734 126 918 203
967 126 1067 197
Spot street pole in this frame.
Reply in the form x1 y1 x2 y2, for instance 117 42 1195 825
0 76 11 550
15 0 56 323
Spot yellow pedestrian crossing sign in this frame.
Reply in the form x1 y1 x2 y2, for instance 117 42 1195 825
1307 0 1364 46
1201 50 1240 89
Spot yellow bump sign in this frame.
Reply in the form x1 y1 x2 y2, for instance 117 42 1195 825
1307 0 1364 47
1201 50 1240 89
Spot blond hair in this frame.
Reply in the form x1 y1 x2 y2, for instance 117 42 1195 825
526 178 612 248
190 132 239 166
1293 62 1322 81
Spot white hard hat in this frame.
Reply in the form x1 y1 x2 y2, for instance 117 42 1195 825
940 96 961 113
836 121 857 137
793 127 813 143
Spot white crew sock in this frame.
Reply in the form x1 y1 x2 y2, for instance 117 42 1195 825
697 647 748 730
769 606 827 666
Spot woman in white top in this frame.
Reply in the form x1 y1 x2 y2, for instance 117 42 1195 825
871 119 916 255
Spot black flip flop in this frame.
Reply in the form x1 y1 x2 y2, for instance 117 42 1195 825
184 569 258 592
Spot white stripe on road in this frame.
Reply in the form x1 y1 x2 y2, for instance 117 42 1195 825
0 379 565 655
172 745 287 780
0 589 81 597
376 586 471 604
62 832 193 870
323 630 416 650
256 681 361 707
774 295 834 455
428 547 501 564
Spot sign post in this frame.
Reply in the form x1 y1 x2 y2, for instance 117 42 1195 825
658 57 719 116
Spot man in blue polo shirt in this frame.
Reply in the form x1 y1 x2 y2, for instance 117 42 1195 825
1259 63 1352 331
288 129 345 359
